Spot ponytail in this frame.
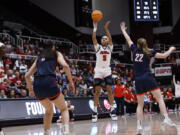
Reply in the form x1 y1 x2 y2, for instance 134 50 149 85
137 38 152 56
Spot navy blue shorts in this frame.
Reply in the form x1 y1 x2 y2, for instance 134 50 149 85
33 76 61 100
135 72 159 95
94 75 112 86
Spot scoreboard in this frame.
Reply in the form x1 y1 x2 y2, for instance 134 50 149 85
134 0 159 21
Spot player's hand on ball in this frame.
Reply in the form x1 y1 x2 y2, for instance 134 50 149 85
104 21 110 30
69 82 75 94
170 46 176 51
120 22 127 31
93 21 98 29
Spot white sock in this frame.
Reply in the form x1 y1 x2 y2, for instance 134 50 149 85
163 114 169 120
44 129 50 135
111 105 115 112
137 120 142 127
63 124 69 134
94 106 97 113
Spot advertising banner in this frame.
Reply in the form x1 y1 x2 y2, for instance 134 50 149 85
0 97 111 121
155 66 172 77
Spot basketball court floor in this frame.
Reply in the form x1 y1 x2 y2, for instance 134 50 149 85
3 113 180 135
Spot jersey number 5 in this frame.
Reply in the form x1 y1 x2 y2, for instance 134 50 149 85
103 55 107 61
135 54 144 62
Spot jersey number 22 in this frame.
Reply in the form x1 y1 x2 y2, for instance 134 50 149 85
135 54 144 62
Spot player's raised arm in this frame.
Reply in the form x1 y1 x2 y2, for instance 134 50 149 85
56 51 75 93
104 21 113 46
120 22 133 47
155 46 176 59
92 21 98 46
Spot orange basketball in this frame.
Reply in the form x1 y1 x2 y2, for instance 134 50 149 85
91 10 103 22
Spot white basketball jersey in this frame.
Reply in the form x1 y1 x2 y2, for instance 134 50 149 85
94 44 113 69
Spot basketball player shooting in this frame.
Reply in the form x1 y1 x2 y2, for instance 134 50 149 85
92 20 117 122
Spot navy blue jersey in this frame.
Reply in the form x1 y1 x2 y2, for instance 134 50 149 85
35 56 57 76
131 44 156 77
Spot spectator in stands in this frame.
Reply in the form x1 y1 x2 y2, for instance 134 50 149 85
113 79 125 116
74 81 80 91
161 87 167 98
8 90 16 98
5 70 15 82
169 54 176 63
82 89 87 97
4 58 12 65
1 78 10 90
4 64 10 74
144 94 150 113
67 100 75 121
79 80 87 91
0 90 7 99
19 60 28 74
13 58 21 70
166 88 175 111
5 40 13 53
20 89 28 98
74 89 81 97
148 93 154 113
12 71 22 88
71 65 77 76
63 89 69 98
124 87 134 114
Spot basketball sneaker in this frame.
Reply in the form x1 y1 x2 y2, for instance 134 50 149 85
62 124 69 135
110 109 118 121
0 131 5 135
44 130 50 135
92 112 98 123
136 125 143 135
163 118 176 127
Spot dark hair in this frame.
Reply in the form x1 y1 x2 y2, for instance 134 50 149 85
40 43 57 60
137 38 152 56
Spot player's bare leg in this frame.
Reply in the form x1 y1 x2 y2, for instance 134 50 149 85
151 89 176 127
40 99 54 135
92 86 101 122
94 86 101 107
136 94 144 134
52 94 69 134
106 85 118 121
106 85 114 105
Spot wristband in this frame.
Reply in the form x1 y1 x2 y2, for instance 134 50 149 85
93 28 97 32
